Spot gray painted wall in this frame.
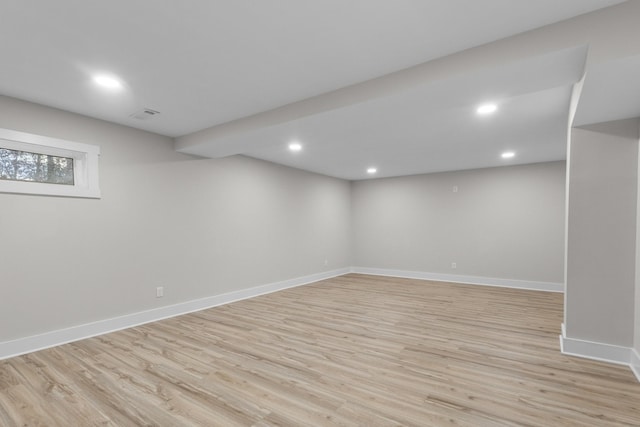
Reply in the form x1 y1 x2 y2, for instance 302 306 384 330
9 93 631 355
566 119 639 347
636 119 640 357
0 96 352 342
351 162 566 284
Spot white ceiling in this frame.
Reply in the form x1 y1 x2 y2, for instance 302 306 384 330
574 54 640 126
0 0 631 179
224 47 586 180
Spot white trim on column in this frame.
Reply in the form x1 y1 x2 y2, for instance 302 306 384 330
0 268 350 361
560 325 639 382
560 331 631 366
351 267 564 293
631 348 640 382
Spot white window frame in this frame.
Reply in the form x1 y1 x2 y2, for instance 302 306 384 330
0 128 100 198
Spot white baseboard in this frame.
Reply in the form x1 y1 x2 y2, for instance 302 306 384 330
0 267 350 361
5 266 637 385
631 348 640 382
351 267 564 293
560 329 640 382
560 332 631 366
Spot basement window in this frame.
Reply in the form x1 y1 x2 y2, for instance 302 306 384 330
1 148 75 185
0 128 100 198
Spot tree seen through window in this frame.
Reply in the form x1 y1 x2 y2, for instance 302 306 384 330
0 147 74 185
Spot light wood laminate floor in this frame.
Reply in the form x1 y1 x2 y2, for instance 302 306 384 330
1 274 639 426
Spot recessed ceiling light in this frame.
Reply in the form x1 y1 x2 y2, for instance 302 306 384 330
367 167 377 174
501 151 515 159
477 103 497 115
288 142 302 152
93 74 123 90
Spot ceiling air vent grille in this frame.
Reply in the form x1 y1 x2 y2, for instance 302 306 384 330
130 108 161 121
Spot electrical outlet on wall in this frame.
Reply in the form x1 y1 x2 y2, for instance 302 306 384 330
451 262 457 269
156 286 164 298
